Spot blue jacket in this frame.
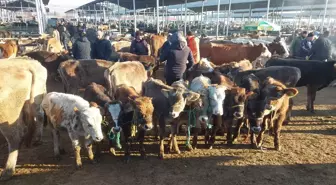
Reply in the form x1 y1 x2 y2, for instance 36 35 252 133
300 39 313 58
92 39 113 60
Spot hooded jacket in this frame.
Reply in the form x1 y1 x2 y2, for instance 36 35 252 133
72 36 92 60
310 36 332 61
92 39 113 60
160 32 194 81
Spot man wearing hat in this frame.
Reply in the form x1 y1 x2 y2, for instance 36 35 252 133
130 31 149 56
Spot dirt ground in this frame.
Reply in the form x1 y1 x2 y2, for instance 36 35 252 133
0 79 336 185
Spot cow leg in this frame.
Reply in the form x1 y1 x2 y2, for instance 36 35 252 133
306 85 312 112
232 119 244 144
209 115 221 149
284 99 293 125
52 129 61 161
256 128 266 149
158 116 165 159
310 86 318 113
122 125 131 163
250 131 257 149
171 122 181 154
153 116 159 141
274 115 285 151
226 119 234 145
85 138 96 164
137 129 147 159
0 129 21 181
68 133 82 169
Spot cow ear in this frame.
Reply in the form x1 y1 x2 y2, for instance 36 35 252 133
184 91 200 102
161 89 171 99
283 88 298 98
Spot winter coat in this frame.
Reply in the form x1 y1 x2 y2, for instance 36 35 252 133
72 36 92 60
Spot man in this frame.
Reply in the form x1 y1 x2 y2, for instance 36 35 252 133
159 31 194 85
290 31 308 58
300 32 314 59
61 27 71 51
130 31 149 55
186 31 200 63
310 30 332 61
92 30 113 60
72 30 91 60
159 33 172 57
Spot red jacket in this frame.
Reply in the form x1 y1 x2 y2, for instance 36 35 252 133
186 36 199 63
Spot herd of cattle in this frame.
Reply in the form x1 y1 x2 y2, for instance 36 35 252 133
0 32 336 181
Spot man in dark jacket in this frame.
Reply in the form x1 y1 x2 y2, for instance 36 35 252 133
130 31 149 55
310 31 332 61
160 31 194 85
290 31 307 58
299 32 314 59
72 30 91 60
61 27 71 51
92 30 112 60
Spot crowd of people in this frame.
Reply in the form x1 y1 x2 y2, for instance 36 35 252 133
290 30 333 61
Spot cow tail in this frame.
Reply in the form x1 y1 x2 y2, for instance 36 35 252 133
58 67 69 93
24 68 37 147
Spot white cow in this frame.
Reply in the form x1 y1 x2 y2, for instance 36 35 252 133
41 92 104 168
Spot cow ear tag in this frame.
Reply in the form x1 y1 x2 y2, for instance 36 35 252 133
73 107 79 112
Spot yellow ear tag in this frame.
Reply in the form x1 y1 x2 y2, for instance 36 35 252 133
74 107 79 112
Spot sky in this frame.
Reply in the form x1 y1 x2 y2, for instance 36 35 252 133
47 0 94 13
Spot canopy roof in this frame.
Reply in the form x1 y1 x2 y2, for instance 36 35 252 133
0 0 36 12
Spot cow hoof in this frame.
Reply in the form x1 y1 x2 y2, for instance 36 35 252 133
282 120 289 126
186 144 193 151
158 153 164 160
275 145 281 151
208 145 213 150
176 150 181 154
76 164 83 170
0 170 14 181
116 144 122 150
109 148 116 156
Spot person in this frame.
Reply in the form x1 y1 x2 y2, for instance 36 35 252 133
290 31 307 58
130 31 149 55
52 27 60 43
72 30 91 60
310 30 332 61
159 31 194 85
61 27 71 51
186 31 199 63
92 30 112 60
299 32 314 59
159 33 172 56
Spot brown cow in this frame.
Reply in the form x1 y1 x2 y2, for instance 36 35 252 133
200 43 271 67
25 51 73 79
111 40 131 52
114 84 154 162
0 40 19 59
0 58 47 180
147 34 167 58
247 77 298 150
104 61 147 98
58 59 114 94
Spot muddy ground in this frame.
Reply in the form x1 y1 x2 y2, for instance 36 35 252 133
0 78 336 185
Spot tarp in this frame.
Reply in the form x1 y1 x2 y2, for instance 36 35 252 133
243 21 281 31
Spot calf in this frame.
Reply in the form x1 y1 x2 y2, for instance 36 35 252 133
266 58 336 112
0 40 19 59
114 84 154 162
143 78 200 159
246 77 298 150
41 92 104 168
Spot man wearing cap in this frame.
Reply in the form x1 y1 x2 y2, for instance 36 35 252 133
130 31 149 55
186 31 200 63
92 30 113 60
310 30 332 61
299 32 314 59
290 31 308 58
72 29 92 60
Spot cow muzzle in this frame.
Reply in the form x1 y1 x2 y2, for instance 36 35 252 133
170 111 180 119
233 112 244 119
143 123 153 131
251 126 262 133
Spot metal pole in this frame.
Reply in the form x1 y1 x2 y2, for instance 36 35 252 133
117 0 121 34
298 6 303 30
133 0 136 32
184 0 187 35
280 0 284 27
156 0 159 33
266 0 270 21
200 0 204 31
226 0 231 37
321 0 329 32
166 6 168 29
20 1 24 21
216 0 220 40
249 4 252 22
308 6 312 27
162 0 165 28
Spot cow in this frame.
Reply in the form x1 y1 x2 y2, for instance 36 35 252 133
266 58 336 113
0 40 19 59
83 83 121 157
246 77 298 151
0 58 47 180
143 78 200 159
24 51 73 80
189 75 227 149
41 92 104 168
114 85 154 162
200 42 272 67
104 61 147 98
58 59 114 94
147 34 167 58
111 40 131 53
47 37 63 53
266 39 290 58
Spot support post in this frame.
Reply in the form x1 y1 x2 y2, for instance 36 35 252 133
266 0 270 21
226 0 232 37
249 4 252 22
184 0 187 35
133 0 136 32
118 0 121 34
321 0 329 32
156 0 159 33
216 0 220 40
200 0 204 31
279 0 284 27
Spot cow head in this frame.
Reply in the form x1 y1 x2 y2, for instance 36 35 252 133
105 101 123 133
268 40 289 58
252 44 272 69
208 85 227 116
161 87 200 119
129 96 154 131
73 104 104 142
224 87 252 119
